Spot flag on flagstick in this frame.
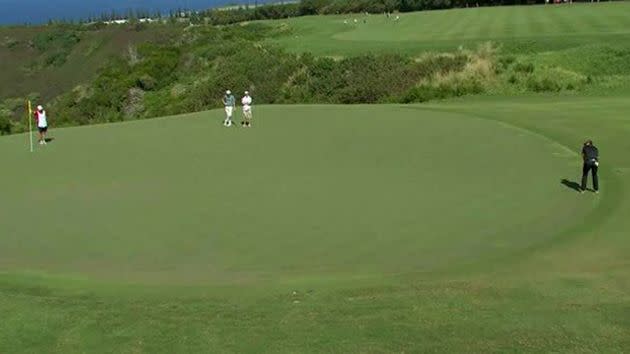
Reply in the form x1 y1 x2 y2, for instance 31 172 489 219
27 100 33 152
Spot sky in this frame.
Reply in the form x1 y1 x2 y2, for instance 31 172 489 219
0 0 262 25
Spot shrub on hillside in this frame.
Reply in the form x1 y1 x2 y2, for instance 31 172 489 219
0 98 31 135
254 3 300 20
0 107 12 135
299 0 332 15
402 44 498 102
293 54 419 103
32 28 80 52
337 54 419 103
414 52 469 76
194 45 301 107
44 52 69 66
137 75 158 91
134 45 181 90
512 61 535 74
53 58 133 124
2 36 19 49
526 67 588 92
32 27 81 67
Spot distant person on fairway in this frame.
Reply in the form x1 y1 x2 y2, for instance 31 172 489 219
33 105 49 145
581 139 599 193
222 90 236 127
241 91 253 127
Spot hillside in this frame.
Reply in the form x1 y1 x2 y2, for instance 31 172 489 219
2 3 630 136
3 3 630 101
0 24 180 100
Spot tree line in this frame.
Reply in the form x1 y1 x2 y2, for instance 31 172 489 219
195 0 606 25
39 0 612 27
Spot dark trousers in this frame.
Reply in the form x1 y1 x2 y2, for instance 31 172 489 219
581 163 599 191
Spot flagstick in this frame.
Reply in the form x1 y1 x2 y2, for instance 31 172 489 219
27 100 33 152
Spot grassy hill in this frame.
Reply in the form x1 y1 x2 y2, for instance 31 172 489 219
0 24 179 100
2 3 630 136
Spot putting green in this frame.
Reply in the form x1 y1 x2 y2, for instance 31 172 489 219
0 105 595 285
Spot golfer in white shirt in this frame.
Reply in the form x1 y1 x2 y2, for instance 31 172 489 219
241 91 253 127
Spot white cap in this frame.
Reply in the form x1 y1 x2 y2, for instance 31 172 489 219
244 91 249 95
226 90 231 95
37 105 43 111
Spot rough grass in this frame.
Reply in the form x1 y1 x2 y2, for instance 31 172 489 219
402 42 590 102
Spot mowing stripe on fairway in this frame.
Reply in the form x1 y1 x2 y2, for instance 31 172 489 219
265 2 630 56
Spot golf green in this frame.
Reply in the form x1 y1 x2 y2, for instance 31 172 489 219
0 105 595 285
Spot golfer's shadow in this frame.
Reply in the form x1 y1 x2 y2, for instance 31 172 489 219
44 137 55 143
561 179 581 192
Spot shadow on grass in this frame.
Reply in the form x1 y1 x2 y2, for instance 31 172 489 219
44 137 54 143
561 179 582 192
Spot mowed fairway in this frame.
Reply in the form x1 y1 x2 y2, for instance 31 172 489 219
266 2 630 55
1 96 630 352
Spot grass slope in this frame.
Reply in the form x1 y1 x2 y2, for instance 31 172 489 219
1 96 630 352
267 2 630 56
0 25 178 100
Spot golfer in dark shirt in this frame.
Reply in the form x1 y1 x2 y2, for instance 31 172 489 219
581 140 599 193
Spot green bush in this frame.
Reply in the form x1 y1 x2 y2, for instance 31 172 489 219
44 52 69 67
497 55 516 71
513 61 535 74
401 85 444 103
401 45 498 103
402 77 486 103
414 53 469 77
32 27 81 67
0 107 12 135
526 67 588 92
297 54 420 103
192 44 301 109
0 98 30 135
336 54 419 103
137 75 158 91
135 45 181 89
32 28 80 52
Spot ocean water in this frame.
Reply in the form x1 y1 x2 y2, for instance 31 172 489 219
0 0 264 25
